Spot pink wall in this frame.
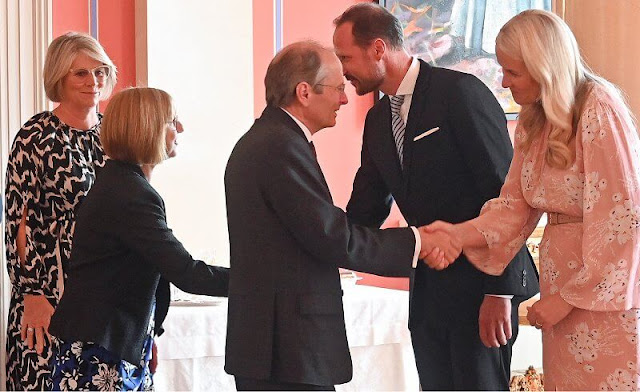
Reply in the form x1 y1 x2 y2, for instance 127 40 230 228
97 0 136 93
52 0 137 112
52 0 89 37
252 0 275 118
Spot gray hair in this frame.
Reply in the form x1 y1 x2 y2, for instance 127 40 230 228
265 40 331 108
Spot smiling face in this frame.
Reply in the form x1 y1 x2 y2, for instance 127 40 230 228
60 52 107 110
305 53 349 132
496 48 541 106
333 22 384 96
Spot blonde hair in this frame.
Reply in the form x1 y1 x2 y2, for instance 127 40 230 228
101 87 173 165
44 32 117 102
497 9 633 169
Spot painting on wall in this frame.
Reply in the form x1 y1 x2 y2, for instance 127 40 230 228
378 0 552 117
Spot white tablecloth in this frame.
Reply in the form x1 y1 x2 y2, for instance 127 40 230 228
154 285 418 391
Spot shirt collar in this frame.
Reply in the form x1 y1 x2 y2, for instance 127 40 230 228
395 57 420 96
281 108 313 143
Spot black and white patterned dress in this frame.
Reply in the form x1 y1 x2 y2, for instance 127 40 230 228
4 111 106 390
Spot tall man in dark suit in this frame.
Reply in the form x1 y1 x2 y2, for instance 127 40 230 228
333 4 540 390
224 41 459 391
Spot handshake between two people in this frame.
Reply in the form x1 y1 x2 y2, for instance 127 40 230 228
416 221 462 270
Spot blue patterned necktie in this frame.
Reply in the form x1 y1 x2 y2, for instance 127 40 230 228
390 94 406 166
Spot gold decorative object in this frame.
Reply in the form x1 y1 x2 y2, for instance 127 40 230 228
510 366 544 391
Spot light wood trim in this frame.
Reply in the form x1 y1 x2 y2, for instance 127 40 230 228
134 0 147 86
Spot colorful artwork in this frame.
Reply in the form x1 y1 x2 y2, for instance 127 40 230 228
380 0 552 115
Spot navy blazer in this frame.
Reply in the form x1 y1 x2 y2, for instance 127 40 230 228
50 160 229 363
347 60 539 326
224 106 416 385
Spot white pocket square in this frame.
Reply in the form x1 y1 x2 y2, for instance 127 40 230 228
413 127 440 141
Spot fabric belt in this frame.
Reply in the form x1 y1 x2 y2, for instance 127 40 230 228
547 212 582 226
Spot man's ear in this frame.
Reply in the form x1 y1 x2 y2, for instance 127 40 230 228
372 38 386 60
295 81 312 107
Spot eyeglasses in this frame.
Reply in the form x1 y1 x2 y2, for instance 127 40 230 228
316 83 346 94
68 65 111 82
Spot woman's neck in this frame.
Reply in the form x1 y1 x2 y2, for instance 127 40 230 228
53 103 99 130
140 164 155 180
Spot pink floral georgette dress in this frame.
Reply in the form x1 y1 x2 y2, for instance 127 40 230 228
467 84 640 391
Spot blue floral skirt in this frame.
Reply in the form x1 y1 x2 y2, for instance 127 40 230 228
51 336 154 391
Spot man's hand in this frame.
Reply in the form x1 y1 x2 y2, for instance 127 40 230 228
526 293 573 331
417 225 461 270
478 296 512 348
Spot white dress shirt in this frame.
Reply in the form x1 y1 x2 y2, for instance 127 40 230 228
389 61 512 298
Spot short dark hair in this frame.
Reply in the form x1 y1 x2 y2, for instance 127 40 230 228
265 41 329 108
333 3 404 50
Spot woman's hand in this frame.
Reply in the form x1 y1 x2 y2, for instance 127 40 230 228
526 293 574 331
21 294 54 354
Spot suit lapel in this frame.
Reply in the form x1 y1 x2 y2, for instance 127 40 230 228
262 106 332 197
401 61 432 190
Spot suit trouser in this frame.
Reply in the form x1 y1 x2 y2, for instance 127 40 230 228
410 303 519 391
234 376 335 391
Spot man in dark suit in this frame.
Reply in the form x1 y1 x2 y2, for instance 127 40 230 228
224 41 459 391
333 4 540 390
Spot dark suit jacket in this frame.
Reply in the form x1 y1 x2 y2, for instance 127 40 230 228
224 106 416 386
346 60 539 327
49 160 229 364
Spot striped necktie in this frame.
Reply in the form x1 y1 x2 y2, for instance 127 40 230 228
390 94 406 166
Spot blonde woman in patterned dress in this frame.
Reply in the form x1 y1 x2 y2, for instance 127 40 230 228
425 10 640 390
4 32 116 390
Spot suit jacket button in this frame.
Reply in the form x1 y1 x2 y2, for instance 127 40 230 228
522 269 527 287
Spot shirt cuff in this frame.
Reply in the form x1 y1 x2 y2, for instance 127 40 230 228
485 294 514 299
410 226 420 268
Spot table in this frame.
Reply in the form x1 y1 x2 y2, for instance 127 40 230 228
154 285 419 391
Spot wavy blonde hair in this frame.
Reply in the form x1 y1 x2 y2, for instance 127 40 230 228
497 9 632 169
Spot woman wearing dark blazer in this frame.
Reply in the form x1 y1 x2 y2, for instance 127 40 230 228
48 87 229 391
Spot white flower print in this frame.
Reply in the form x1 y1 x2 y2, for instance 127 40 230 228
522 161 535 191
585 172 606 212
619 312 639 344
600 368 637 391
60 369 79 391
70 341 83 358
618 311 640 333
582 108 598 144
594 262 628 303
542 257 560 294
532 185 546 206
607 199 640 244
575 264 592 286
91 363 121 391
566 322 600 363
562 173 584 205
483 195 517 211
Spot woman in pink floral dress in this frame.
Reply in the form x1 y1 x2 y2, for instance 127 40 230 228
427 10 640 390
